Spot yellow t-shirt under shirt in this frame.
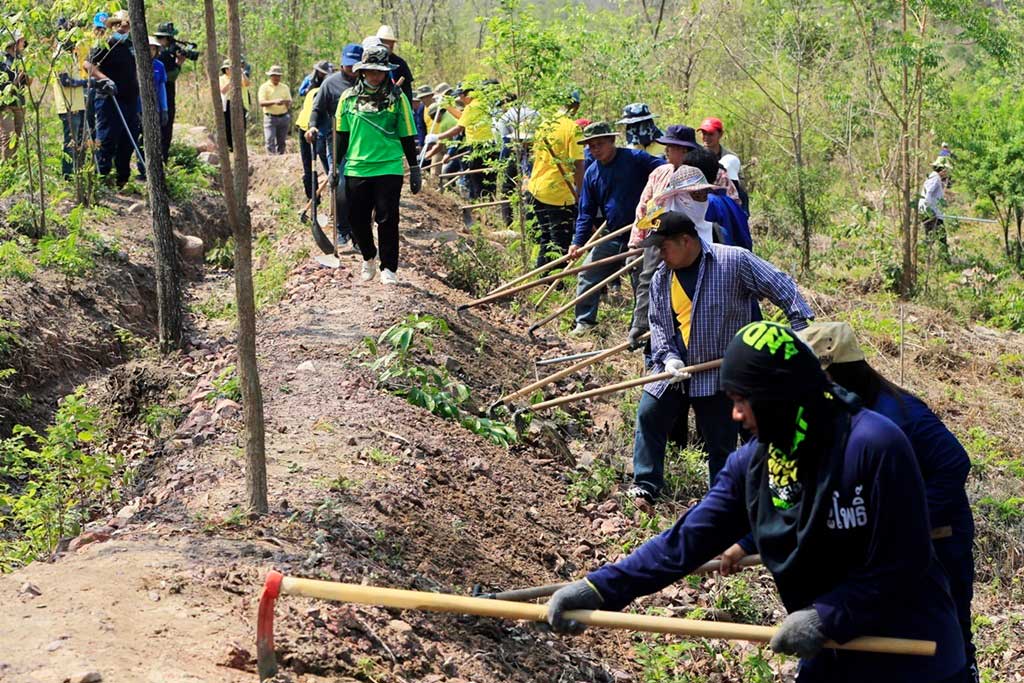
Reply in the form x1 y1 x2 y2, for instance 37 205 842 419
670 272 693 347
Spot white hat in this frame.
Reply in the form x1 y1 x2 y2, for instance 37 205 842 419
362 35 383 50
376 25 397 42
148 36 161 48
720 154 741 182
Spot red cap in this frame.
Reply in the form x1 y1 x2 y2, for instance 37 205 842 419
699 117 724 133
575 118 592 129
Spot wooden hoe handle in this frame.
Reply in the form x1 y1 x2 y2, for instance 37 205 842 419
259 573 936 666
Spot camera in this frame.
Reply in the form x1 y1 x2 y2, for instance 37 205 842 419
171 40 201 62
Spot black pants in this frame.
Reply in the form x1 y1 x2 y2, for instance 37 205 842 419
530 194 576 267
465 146 498 200
223 104 245 152
924 216 949 257
346 174 403 272
95 94 139 186
161 81 175 160
298 130 329 200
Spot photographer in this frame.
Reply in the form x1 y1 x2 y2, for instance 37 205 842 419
154 22 199 159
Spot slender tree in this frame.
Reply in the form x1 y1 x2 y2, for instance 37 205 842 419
203 0 268 513
126 0 183 353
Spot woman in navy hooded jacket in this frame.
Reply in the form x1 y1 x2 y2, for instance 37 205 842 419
546 321 965 683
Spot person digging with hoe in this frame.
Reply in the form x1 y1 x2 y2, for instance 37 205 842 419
548 320 966 683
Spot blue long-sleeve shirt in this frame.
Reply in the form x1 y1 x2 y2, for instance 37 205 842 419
587 408 964 683
706 193 752 250
572 147 664 246
151 58 168 113
413 102 427 146
872 391 973 536
646 241 813 398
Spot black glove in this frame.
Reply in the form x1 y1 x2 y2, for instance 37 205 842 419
770 608 827 659
627 327 646 351
408 165 422 195
546 579 603 634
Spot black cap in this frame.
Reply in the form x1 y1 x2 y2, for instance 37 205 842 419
640 210 698 247
154 22 178 37
655 124 698 149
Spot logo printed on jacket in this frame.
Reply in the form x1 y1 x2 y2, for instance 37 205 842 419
826 485 868 530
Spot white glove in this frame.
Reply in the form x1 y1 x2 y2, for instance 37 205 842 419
664 359 691 384
424 134 439 146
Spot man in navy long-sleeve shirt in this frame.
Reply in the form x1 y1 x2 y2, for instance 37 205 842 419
547 322 965 683
566 121 664 334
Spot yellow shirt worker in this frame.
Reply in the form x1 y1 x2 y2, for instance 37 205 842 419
528 114 584 207
258 65 292 154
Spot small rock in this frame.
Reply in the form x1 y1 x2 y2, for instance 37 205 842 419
598 518 621 535
115 500 140 520
19 582 42 597
68 530 111 552
45 638 67 652
67 672 102 683
443 356 462 373
213 398 242 418
296 360 316 373
198 151 220 166
126 201 145 214
220 644 253 671
387 619 413 634
597 499 619 514
148 591 161 602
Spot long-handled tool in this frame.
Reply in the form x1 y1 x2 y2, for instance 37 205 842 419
535 222 614 307
943 214 998 224
526 359 723 412
535 348 609 367
109 94 145 166
488 332 649 414
476 555 765 601
309 166 335 261
527 256 644 337
461 248 644 311
256 572 936 680
313 129 342 268
476 221 615 300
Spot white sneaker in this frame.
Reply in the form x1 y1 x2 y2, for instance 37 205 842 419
380 268 398 285
570 322 597 336
360 258 378 282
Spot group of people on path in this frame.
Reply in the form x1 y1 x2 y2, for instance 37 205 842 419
525 120 976 681
1 12 195 185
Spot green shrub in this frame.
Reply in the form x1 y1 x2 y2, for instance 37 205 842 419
36 226 95 279
207 365 242 403
0 388 123 571
361 314 516 446
438 231 509 296
0 240 35 280
205 237 235 269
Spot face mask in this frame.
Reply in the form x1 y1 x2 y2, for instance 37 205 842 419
111 31 129 43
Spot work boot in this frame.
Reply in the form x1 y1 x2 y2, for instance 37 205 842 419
570 321 596 336
360 257 378 282
624 484 657 504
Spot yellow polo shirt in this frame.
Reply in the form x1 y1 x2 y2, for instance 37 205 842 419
527 116 583 207
258 81 291 116
460 99 492 145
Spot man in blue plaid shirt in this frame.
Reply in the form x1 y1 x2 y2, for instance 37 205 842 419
628 211 813 501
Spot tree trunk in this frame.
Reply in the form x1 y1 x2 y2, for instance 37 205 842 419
204 0 268 514
127 0 184 353
227 0 269 514
898 0 915 296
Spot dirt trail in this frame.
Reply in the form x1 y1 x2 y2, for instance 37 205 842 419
4 151 1023 682
0 154 648 683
